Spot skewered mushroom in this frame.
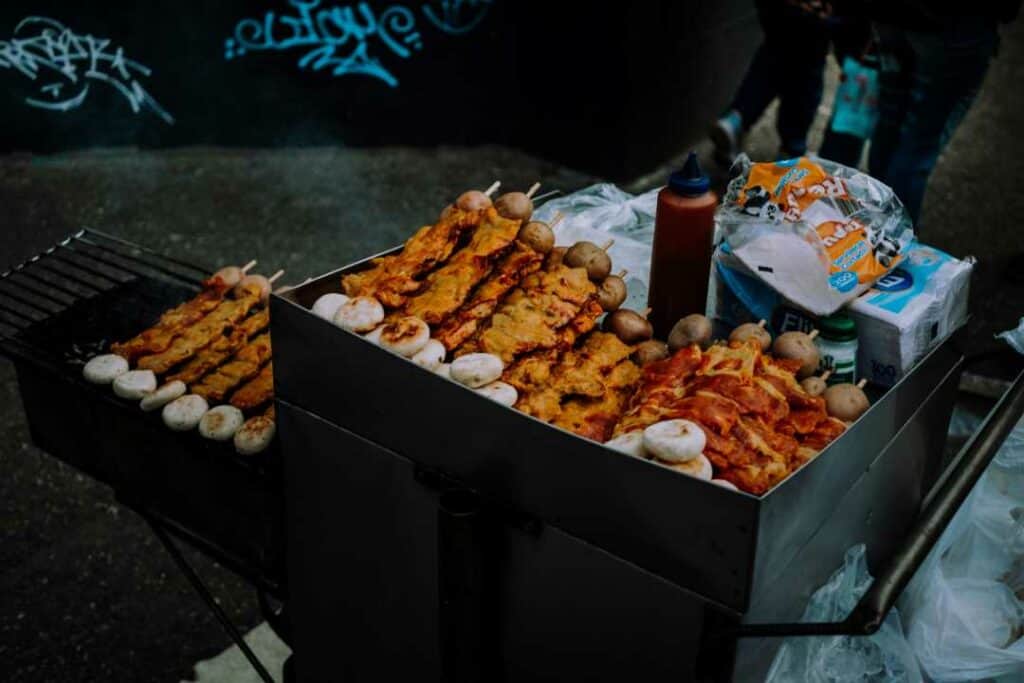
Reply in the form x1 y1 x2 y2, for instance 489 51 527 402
162 394 209 431
334 296 385 334
495 186 537 222
772 330 820 379
730 319 771 351
234 416 276 455
199 405 245 441
711 479 739 492
597 270 628 312
112 369 157 400
668 314 713 352
236 270 284 305
642 419 706 463
312 293 350 321
212 260 257 287
379 316 431 357
603 308 653 344
450 353 504 388
564 240 613 282
411 339 446 371
668 453 713 480
456 190 493 212
476 381 518 407
800 370 832 397
604 431 646 458
823 379 870 422
632 339 670 366
140 381 187 412
518 220 555 254
82 354 129 385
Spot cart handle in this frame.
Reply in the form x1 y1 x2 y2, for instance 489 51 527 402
730 367 1024 639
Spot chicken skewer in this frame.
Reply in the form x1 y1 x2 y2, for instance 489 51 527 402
230 362 275 412
135 282 264 374
190 334 272 402
166 309 270 385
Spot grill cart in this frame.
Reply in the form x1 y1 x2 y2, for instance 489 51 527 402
3 230 1023 682
270 256 1024 682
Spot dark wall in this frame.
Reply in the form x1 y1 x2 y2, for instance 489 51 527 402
0 1 758 178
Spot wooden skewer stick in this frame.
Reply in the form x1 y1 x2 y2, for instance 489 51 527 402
820 369 833 381
757 319 767 328
484 181 501 197
600 239 615 252
807 329 820 340
267 269 285 285
856 378 868 389
241 260 257 275
525 182 541 199
273 276 312 294
549 211 565 230
615 269 628 278
641 307 652 319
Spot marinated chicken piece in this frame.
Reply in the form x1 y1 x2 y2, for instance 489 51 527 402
433 242 545 350
166 309 270 385
341 207 483 308
135 284 262 374
191 334 272 402
110 281 230 361
230 362 275 412
403 209 522 324
458 264 597 364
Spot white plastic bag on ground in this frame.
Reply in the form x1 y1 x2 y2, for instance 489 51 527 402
997 317 1024 355
766 545 923 683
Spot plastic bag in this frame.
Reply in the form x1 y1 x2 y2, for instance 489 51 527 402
716 155 914 315
997 317 1024 355
766 545 923 683
532 183 657 312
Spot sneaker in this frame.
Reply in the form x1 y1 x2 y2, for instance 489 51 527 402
710 110 742 166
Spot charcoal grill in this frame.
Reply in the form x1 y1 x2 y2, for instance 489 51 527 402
272 256 1024 682
0 230 286 681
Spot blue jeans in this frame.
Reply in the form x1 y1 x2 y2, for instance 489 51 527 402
867 19 999 225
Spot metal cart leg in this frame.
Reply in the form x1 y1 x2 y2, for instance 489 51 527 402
145 514 276 683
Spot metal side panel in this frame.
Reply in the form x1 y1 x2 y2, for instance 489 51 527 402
272 290 760 612
733 348 963 681
278 400 715 683
753 329 965 593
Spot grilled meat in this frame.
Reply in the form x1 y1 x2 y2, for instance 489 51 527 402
230 362 274 412
166 309 270 385
110 281 230 361
341 207 483 308
191 333 272 402
402 209 522 324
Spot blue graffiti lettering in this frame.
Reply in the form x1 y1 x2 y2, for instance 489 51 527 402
0 16 173 123
226 0 490 87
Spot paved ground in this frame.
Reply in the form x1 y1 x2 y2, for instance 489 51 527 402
1 14 1023 683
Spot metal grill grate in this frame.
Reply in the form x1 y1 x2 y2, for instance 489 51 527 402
0 229 210 354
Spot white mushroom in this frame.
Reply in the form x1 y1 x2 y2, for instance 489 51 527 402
363 326 384 345
312 293 350 321
642 419 706 463
112 369 157 399
379 317 431 357
667 453 713 480
604 431 646 458
476 381 518 407
82 354 129 385
139 381 187 412
162 394 209 431
198 405 245 441
435 363 453 379
333 296 385 333
711 478 740 491
411 339 446 371
450 353 504 388
234 416 276 455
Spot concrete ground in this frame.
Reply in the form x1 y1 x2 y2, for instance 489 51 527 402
2 14 1023 683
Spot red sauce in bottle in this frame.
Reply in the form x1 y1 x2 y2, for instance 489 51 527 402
647 152 718 338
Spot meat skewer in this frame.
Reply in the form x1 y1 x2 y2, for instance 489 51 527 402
432 241 545 351
166 309 270 385
190 334 272 402
341 204 486 308
230 362 274 412
402 208 523 324
135 283 264 374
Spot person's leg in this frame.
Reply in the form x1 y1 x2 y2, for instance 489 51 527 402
775 26 830 157
872 19 998 223
819 17 872 166
867 25 913 184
